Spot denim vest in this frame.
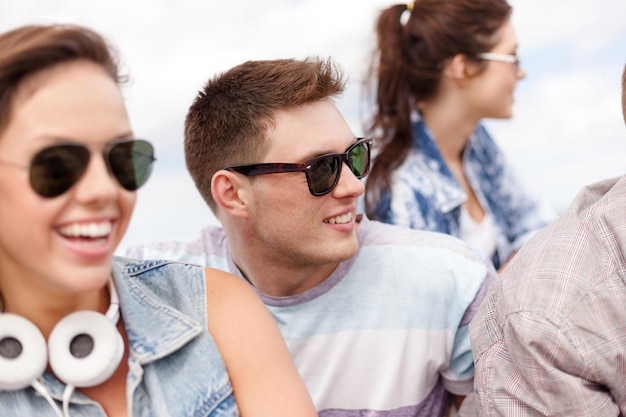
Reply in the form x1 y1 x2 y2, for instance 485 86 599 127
0 257 239 417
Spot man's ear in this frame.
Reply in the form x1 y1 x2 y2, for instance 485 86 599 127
211 170 250 219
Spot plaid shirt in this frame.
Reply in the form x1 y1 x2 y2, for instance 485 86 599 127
469 175 626 416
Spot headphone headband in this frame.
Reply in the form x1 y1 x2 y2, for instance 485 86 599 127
105 278 120 323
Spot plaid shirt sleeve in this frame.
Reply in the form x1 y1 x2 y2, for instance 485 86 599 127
471 274 626 416
469 175 626 417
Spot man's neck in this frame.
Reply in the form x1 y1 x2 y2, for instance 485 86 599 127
232 253 339 297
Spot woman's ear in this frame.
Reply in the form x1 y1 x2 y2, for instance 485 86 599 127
443 54 481 82
443 54 469 80
211 170 250 219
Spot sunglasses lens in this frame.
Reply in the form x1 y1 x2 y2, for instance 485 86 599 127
305 140 370 196
347 142 370 178
308 155 341 195
107 140 155 191
30 145 90 198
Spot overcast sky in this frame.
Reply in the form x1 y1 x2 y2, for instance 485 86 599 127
2 0 625 252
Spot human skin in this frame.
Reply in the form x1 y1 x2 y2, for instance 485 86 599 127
213 98 365 297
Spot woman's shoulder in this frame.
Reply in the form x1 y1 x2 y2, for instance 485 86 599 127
204 268 265 320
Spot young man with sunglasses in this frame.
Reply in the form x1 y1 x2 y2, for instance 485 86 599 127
127 57 496 416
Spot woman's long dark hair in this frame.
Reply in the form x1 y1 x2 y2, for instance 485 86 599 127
364 0 511 219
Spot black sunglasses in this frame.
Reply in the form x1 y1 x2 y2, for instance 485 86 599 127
0 139 155 198
223 138 372 196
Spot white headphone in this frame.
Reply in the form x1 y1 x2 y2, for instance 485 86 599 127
0 279 124 417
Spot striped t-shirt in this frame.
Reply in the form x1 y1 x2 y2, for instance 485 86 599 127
126 217 495 416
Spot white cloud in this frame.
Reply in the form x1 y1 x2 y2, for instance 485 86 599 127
510 0 626 52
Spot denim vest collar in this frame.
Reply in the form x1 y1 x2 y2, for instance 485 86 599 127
112 259 203 364
39 259 204 402
412 119 468 213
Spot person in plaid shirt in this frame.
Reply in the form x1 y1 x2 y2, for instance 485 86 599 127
469 63 626 416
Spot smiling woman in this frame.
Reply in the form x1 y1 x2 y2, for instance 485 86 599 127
0 23 316 417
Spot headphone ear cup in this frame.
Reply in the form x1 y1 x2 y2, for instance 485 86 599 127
48 311 124 388
0 313 48 390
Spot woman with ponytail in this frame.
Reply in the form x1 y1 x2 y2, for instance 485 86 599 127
365 0 554 271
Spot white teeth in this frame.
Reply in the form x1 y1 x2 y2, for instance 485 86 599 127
58 221 112 238
326 212 353 224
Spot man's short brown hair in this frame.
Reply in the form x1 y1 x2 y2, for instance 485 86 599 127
184 57 345 213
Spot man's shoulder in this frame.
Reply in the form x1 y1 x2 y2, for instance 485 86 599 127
360 217 484 261
498 175 626 296
358 218 495 304
479 176 626 327
124 224 228 266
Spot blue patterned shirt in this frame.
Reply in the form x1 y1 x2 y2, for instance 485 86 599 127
372 119 555 269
